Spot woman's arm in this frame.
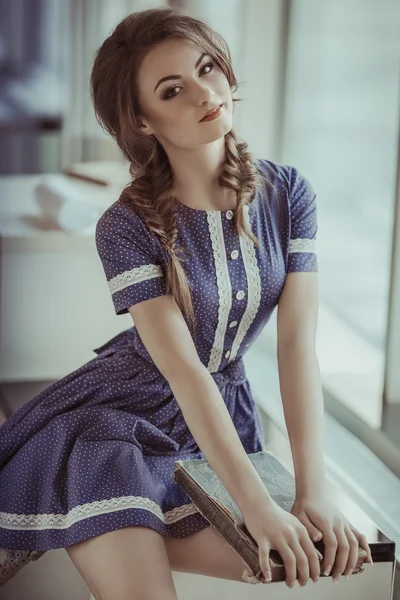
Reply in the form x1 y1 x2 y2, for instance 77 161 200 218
276 270 373 574
129 294 273 514
276 271 326 497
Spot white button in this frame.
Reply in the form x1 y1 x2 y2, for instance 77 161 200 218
229 321 238 328
231 250 239 260
226 210 234 220
236 290 245 300
225 350 230 358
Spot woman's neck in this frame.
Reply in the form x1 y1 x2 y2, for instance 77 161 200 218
174 186 238 212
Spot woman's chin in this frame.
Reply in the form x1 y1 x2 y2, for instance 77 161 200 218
200 118 232 140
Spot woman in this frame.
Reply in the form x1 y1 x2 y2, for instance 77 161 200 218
0 7 372 598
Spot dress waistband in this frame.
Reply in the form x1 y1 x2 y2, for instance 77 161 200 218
210 356 248 387
94 328 248 387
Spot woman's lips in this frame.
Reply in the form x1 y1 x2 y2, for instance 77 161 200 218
200 103 223 122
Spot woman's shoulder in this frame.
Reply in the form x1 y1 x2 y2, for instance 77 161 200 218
254 157 293 190
95 195 154 243
96 195 139 230
254 157 314 196
95 195 166 264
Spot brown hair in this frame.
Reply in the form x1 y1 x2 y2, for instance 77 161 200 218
90 7 271 337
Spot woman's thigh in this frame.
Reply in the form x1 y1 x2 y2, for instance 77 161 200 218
165 525 248 583
65 525 178 600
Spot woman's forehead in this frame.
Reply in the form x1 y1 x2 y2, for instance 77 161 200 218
138 38 204 88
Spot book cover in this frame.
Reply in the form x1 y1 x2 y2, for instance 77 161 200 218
172 449 368 584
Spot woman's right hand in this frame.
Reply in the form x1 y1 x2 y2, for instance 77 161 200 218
242 498 322 588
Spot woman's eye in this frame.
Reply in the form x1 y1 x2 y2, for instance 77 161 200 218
201 61 215 75
162 61 215 100
163 86 180 100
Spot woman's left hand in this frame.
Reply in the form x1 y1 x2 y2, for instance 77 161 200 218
290 488 373 582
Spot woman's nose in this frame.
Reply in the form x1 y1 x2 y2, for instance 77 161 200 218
191 80 216 104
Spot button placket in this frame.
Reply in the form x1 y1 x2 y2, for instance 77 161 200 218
224 209 243 362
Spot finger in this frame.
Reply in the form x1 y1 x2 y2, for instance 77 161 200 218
258 542 272 583
289 541 310 587
352 528 373 564
295 510 323 542
322 530 338 577
277 544 297 588
331 527 350 581
343 527 360 578
299 530 321 582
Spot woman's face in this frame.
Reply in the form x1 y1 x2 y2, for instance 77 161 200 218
136 37 233 148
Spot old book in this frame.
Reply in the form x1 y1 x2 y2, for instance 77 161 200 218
172 449 368 584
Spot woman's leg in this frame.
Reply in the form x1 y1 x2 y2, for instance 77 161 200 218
65 525 178 600
165 525 248 583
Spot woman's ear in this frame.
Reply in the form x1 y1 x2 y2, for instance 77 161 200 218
138 119 153 136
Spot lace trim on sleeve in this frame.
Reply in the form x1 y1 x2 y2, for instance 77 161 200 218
108 264 163 294
289 238 316 253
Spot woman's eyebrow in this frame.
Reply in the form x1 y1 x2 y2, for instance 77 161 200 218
153 52 208 93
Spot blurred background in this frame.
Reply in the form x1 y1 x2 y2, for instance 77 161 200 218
0 0 399 598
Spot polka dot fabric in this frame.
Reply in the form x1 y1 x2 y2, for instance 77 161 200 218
0 158 317 551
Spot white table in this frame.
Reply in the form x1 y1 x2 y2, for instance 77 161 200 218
0 173 131 382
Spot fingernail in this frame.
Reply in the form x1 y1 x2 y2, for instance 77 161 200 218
324 565 332 576
313 533 322 541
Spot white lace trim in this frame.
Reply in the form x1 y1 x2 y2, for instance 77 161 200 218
206 212 232 373
230 205 261 362
0 496 199 531
289 238 316 253
108 264 163 294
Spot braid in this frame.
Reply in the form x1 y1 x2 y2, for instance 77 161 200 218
121 145 197 336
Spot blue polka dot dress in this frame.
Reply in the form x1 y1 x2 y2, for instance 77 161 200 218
0 158 318 551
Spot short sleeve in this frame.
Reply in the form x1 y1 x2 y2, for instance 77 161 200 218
95 202 167 315
287 166 318 273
